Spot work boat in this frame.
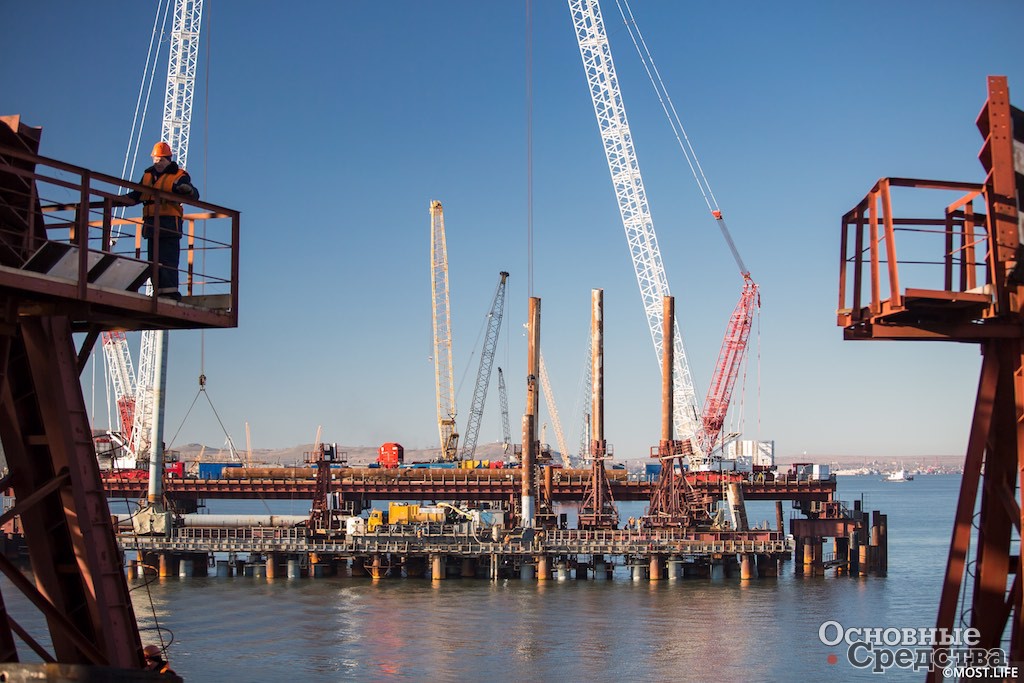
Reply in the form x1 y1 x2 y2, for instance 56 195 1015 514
884 469 914 482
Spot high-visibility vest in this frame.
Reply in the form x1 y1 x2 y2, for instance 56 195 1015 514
142 167 187 219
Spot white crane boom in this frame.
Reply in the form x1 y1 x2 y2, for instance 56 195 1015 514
130 0 204 462
430 200 459 461
539 350 572 468
460 272 509 460
568 0 700 445
497 367 512 454
102 331 137 436
575 332 593 462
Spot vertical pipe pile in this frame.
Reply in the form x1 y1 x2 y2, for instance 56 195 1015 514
647 296 695 527
591 290 603 449
660 295 674 446
579 290 618 529
522 297 541 527
147 330 170 505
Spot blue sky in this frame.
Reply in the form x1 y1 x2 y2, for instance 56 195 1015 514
4 1 1022 460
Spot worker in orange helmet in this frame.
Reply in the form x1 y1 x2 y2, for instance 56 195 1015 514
142 644 176 675
119 141 199 301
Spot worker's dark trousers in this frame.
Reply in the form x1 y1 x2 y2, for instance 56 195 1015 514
145 217 182 295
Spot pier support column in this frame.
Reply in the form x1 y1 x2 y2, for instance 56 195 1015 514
878 513 888 576
649 556 662 581
794 537 804 575
805 537 819 576
491 554 500 581
127 560 137 580
537 556 551 581
266 553 278 580
594 557 607 581
158 553 170 578
667 555 682 581
308 553 322 578
870 511 884 576
740 554 756 581
251 557 266 579
520 561 535 581
370 555 386 580
178 558 193 578
431 554 446 580
802 540 812 575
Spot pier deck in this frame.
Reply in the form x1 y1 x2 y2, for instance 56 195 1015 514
117 525 790 558
103 472 837 505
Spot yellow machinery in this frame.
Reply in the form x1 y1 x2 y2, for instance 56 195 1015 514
367 503 446 532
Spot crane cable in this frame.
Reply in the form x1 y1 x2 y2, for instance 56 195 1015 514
99 1 172 425
613 0 748 277
114 0 178 660
614 0 763 457
114 0 174 241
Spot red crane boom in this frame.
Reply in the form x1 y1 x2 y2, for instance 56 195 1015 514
698 273 759 454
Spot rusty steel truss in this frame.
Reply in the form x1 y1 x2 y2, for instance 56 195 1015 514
837 77 1024 675
0 115 239 671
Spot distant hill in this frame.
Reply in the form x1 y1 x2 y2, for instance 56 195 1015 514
170 441 518 467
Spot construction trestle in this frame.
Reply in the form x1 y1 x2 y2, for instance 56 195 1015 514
119 526 790 581
114 512 888 581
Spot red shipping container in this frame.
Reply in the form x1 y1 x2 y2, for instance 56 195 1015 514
378 443 404 469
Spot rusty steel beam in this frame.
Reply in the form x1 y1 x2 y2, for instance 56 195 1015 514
842 77 1024 683
0 117 242 672
102 475 836 505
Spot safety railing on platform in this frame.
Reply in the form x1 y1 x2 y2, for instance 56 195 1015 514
838 178 993 329
0 143 239 315
116 523 794 557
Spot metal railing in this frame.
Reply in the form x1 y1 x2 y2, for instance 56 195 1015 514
0 143 239 315
838 177 992 328
118 523 793 557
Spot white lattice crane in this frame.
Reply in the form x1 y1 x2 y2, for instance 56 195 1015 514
430 200 459 461
538 351 572 468
568 0 701 446
570 0 760 462
497 367 512 454
102 331 137 445
460 272 509 460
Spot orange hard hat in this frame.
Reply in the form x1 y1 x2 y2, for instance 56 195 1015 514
151 142 172 158
143 644 162 658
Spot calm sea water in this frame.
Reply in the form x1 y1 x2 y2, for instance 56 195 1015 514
5 475 960 681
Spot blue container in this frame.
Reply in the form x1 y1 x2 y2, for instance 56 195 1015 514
198 462 242 479
645 463 662 482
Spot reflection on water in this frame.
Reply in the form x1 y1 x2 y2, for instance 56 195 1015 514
2 475 957 682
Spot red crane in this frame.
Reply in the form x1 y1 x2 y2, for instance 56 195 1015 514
698 272 759 455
